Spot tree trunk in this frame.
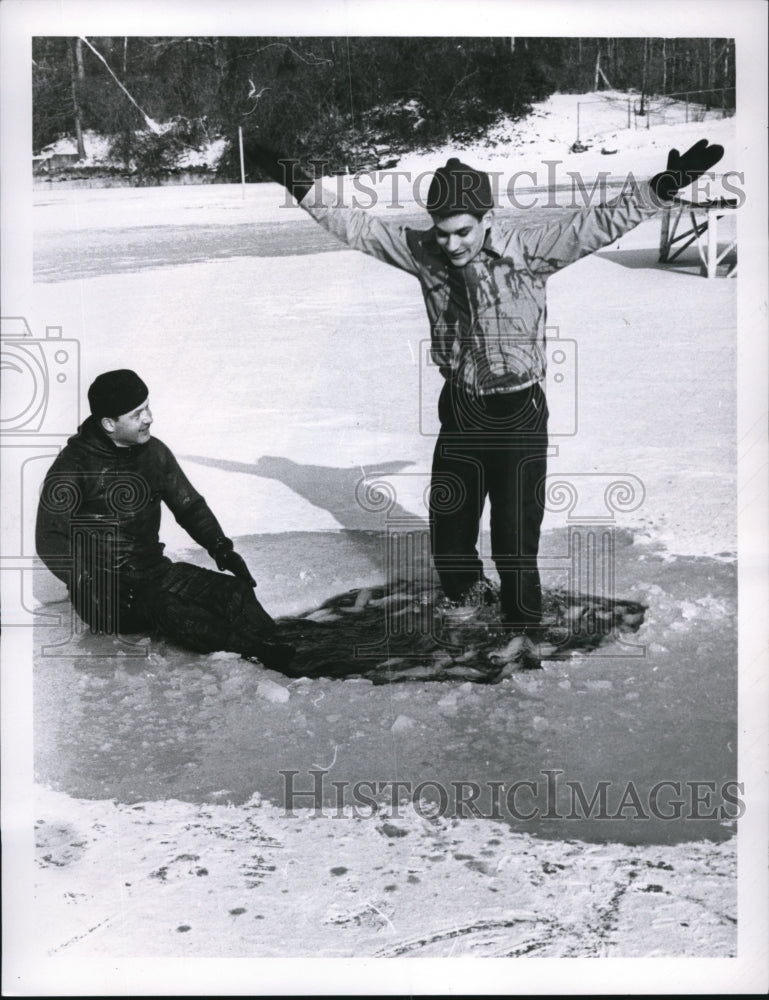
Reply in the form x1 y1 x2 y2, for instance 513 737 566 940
638 38 648 114
670 38 675 93
68 38 86 160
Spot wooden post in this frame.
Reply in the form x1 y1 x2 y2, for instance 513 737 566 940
658 208 671 263
707 207 718 278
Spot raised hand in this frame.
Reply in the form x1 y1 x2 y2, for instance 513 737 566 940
240 136 313 201
650 139 725 201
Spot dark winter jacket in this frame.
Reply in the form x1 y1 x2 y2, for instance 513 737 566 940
35 416 226 590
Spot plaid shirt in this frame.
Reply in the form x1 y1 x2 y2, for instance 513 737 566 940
301 183 661 395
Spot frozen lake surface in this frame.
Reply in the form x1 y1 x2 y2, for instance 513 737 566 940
30 181 738 846
24 156 743 959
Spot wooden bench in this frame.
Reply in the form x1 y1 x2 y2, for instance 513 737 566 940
659 196 738 278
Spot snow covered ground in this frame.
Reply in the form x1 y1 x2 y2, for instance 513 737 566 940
5 89 766 988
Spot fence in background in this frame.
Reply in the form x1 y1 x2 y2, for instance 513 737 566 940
575 89 735 145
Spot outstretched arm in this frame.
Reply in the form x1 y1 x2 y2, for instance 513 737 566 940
242 137 421 275
514 138 725 275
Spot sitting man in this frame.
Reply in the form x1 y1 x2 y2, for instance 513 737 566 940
36 369 295 671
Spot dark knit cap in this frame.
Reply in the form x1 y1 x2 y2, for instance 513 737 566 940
426 157 494 217
88 369 149 419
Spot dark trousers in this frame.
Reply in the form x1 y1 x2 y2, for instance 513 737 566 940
74 560 276 654
429 381 549 628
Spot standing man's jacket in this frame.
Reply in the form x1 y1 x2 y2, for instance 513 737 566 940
36 416 226 591
300 184 661 395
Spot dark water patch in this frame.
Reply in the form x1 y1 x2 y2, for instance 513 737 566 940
33 530 737 846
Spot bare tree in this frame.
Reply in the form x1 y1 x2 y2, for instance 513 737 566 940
67 38 86 159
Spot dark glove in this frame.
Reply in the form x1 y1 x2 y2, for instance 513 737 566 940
241 137 314 201
650 139 725 201
211 537 256 587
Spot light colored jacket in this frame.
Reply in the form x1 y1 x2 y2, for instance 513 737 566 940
300 183 661 395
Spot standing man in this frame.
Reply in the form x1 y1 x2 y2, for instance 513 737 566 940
36 369 295 671
244 137 722 662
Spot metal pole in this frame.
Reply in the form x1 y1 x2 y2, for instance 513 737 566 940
238 125 246 199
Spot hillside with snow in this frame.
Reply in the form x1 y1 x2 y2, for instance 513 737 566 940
35 89 739 192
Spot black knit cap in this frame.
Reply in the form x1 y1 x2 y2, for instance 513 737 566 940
88 369 149 419
426 157 494 217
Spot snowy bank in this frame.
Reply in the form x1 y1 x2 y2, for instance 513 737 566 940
33 783 736 959
35 90 739 208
